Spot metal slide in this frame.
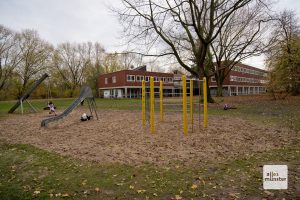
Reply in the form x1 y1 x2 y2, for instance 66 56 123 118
41 86 97 127
8 73 49 113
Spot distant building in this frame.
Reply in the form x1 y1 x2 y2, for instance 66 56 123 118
98 63 268 98
98 68 174 98
209 63 268 96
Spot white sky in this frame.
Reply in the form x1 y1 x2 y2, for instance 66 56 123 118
0 0 299 70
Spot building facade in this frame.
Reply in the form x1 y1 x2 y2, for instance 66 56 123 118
98 69 174 98
209 63 268 96
98 63 268 98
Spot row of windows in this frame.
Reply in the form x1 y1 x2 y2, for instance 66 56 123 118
127 75 173 83
105 75 174 85
230 76 267 84
232 66 267 77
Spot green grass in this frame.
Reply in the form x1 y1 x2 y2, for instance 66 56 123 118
207 98 300 131
0 98 141 118
0 140 299 199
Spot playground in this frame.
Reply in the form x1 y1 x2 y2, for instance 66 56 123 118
0 95 299 199
0 74 299 199
0 108 296 166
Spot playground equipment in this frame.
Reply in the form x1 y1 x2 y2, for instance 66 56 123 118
142 75 208 135
41 86 98 127
8 73 49 114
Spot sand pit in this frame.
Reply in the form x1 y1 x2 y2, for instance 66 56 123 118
0 108 295 166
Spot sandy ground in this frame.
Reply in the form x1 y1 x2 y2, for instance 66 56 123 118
0 108 295 166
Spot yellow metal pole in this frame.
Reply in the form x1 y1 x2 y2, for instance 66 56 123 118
160 80 163 122
150 77 155 134
203 77 208 128
142 80 146 127
182 75 188 135
190 80 193 128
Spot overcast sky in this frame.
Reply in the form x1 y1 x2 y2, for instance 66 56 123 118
0 0 299 69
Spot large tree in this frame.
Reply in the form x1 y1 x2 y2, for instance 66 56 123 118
84 42 106 95
266 10 300 98
14 29 53 96
0 25 21 92
210 2 271 96
116 0 267 102
53 42 93 96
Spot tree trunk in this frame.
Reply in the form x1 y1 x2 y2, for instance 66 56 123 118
204 75 214 103
215 68 225 97
216 83 223 97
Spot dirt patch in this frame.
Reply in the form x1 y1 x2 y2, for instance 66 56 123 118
0 108 296 166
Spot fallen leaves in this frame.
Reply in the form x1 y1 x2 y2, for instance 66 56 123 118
191 184 198 189
137 189 146 194
173 194 182 200
81 179 87 186
33 190 40 195
61 193 70 198
229 192 240 199
129 185 134 189
264 190 274 197
95 187 101 192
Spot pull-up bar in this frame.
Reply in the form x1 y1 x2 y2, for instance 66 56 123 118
142 75 208 135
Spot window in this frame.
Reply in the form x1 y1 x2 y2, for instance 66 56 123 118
136 75 141 82
211 77 216 82
112 76 116 83
230 76 237 82
145 76 150 82
105 78 108 84
154 77 159 82
127 75 135 82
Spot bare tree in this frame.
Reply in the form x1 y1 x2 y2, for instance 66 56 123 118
0 25 21 91
266 10 300 97
102 52 142 72
210 1 272 96
119 52 143 69
14 29 53 96
54 42 93 96
84 42 106 95
115 0 267 102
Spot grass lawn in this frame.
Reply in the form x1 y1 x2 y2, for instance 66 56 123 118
0 95 299 199
0 140 299 199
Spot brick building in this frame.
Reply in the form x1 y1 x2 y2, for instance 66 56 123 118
98 66 174 98
98 63 268 98
209 63 268 96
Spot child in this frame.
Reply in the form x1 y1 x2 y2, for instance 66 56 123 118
224 103 237 110
81 113 92 121
48 101 56 116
